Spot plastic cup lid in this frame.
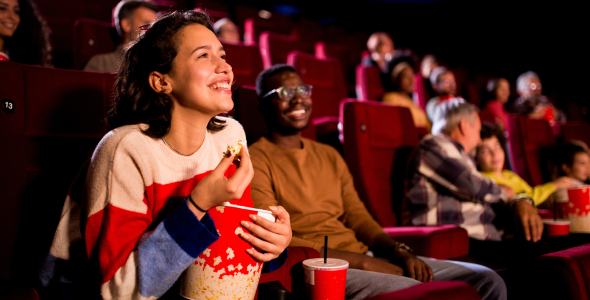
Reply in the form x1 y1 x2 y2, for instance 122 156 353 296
543 219 570 225
303 258 349 271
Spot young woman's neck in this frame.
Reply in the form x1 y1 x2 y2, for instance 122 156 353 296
165 109 212 155
491 169 504 178
268 131 303 149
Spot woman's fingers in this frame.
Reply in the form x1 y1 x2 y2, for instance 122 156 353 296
269 206 291 226
227 147 254 195
245 246 275 262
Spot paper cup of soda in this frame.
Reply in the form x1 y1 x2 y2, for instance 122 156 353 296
543 219 570 237
0 52 8 61
180 203 276 300
303 258 349 300
556 186 590 233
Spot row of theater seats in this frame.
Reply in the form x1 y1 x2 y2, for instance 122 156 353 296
3 57 590 298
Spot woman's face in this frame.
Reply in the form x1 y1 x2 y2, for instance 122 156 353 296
495 79 510 104
167 24 234 117
0 0 20 38
397 67 415 95
476 136 505 173
564 152 590 182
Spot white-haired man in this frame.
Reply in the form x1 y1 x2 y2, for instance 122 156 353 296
511 71 565 124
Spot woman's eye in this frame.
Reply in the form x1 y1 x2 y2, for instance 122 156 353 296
221 54 227 60
198 53 208 58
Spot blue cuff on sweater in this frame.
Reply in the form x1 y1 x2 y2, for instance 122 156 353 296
163 198 219 258
262 248 289 273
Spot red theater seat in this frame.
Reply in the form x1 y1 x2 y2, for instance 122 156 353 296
523 243 590 300
562 121 590 148
479 110 496 125
221 42 263 87
243 16 293 45
287 51 347 121
340 99 469 259
356 65 385 101
193 7 230 22
73 18 119 70
259 32 315 69
315 41 358 95
508 114 555 186
366 281 481 300
0 62 114 285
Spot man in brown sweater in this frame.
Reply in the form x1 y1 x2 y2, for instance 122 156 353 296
249 64 507 300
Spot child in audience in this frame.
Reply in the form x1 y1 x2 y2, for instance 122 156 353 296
475 123 576 206
213 17 240 42
40 10 290 299
0 0 52 66
553 142 590 202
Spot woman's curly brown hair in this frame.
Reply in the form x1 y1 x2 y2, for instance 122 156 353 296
108 10 226 138
4 0 52 67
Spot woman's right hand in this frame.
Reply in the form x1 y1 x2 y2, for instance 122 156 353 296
189 145 254 218
552 176 577 190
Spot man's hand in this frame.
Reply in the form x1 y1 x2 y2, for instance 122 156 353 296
391 249 433 282
552 176 577 190
514 200 543 242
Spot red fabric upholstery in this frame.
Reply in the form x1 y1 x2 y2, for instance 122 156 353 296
526 244 590 300
413 73 428 111
383 225 469 259
287 51 347 122
479 110 496 125
315 41 358 91
562 121 590 148
243 17 293 45
73 18 118 70
340 99 469 259
0 62 113 283
259 32 315 69
366 281 481 300
258 246 320 292
221 42 263 87
230 85 315 143
356 65 385 101
193 7 230 22
508 114 555 186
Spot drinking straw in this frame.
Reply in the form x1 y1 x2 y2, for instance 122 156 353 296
324 236 328 264
554 200 557 221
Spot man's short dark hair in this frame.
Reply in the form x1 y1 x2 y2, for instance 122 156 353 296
114 0 159 36
255 64 297 100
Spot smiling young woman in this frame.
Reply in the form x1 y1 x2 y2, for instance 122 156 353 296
40 10 291 299
0 0 51 66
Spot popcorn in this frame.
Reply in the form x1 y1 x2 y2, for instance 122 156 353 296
235 227 244 235
226 248 235 260
203 248 211 257
216 206 225 213
213 256 222 266
226 140 244 157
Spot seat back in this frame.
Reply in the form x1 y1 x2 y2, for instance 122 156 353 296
341 99 420 227
562 121 590 148
356 65 385 101
0 62 114 282
315 41 358 96
508 114 555 186
222 42 263 87
73 18 119 70
259 32 315 69
193 7 230 22
479 110 496 125
243 17 293 45
287 51 347 120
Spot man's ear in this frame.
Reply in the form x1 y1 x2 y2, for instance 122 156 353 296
120 18 132 35
149 71 172 94
458 119 468 136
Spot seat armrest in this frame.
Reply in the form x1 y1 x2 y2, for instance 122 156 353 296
383 225 469 259
258 246 320 292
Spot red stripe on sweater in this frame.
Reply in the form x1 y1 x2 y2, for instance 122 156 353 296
85 164 251 284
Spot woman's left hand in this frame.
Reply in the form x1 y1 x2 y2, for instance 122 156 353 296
239 206 292 262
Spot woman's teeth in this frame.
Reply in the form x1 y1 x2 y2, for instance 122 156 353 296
209 82 230 90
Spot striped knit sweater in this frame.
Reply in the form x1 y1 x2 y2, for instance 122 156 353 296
39 118 284 299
